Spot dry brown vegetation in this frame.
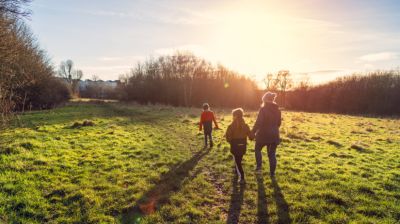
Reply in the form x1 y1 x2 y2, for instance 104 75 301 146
0 0 70 125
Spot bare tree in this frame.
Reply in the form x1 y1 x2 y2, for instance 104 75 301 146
58 59 83 96
297 74 310 90
263 73 274 91
0 0 31 17
58 60 74 84
274 70 293 107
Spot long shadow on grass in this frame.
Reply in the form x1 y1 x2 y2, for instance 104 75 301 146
256 173 270 224
271 177 291 223
226 176 245 224
120 148 210 223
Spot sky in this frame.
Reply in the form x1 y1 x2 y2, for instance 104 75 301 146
27 0 400 85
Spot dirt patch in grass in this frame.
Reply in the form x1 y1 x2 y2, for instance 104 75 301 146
287 133 307 141
0 147 18 154
182 119 191 123
350 144 372 153
71 120 95 128
329 153 354 159
20 142 34 150
357 186 375 195
311 136 323 141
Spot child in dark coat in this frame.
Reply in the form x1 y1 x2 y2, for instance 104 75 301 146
226 108 253 183
199 103 219 148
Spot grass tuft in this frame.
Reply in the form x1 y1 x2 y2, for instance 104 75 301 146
327 140 343 147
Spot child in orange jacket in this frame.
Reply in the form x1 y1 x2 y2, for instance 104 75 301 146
199 103 219 148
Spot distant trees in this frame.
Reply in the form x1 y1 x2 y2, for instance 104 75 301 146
0 0 70 123
263 73 274 91
286 74 310 111
263 70 293 107
286 70 400 115
274 70 293 107
118 52 260 108
58 59 83 96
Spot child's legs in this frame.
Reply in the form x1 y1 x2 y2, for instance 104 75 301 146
231 141 246 179
208 132 213 144
204 132 208 145
204 131 212 144
234 152 244 179
203 121 213 145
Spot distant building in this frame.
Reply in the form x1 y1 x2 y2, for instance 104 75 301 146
78 79 119 99
79 79 119 89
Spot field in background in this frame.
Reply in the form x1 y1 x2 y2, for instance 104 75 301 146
0 102 399 223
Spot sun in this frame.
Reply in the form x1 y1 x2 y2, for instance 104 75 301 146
203 2 311 81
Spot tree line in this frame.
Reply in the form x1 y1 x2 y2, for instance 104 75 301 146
117 52 261 109
0 0 70 123
285 70 400 115
117 52 400 116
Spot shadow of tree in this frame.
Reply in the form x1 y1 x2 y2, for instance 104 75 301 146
119 149 210 223
256 173 270 224
226 176 245 224
271 177 291 224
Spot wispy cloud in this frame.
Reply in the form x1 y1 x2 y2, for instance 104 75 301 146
153 45 207 56
97 56 145 62
359 52 399 62
306 69 347 74
81 9 128 17
70 3 215 25
293 69 356 84
97 57 124 62
80 65 131 71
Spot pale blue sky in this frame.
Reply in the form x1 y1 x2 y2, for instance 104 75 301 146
28 0 400 83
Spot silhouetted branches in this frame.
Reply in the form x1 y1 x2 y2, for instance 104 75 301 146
118 52 261 108
286 70 400 115
0 0 31 17
1 7 70 124
57 59 84 96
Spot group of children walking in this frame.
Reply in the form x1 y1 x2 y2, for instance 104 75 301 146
198 92 282 184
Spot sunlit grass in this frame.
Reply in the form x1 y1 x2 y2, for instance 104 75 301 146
0 102 399 223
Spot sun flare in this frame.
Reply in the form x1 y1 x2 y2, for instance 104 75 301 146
205 3 314 80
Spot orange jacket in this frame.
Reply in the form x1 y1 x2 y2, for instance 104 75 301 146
199 110 219 131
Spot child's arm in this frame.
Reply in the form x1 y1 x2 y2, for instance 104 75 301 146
246 124 254 140
212 112 219 129
225 125 232 143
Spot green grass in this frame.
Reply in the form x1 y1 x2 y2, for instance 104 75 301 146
0 102 399 223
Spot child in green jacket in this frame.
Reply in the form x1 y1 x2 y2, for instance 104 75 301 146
226 108 253 183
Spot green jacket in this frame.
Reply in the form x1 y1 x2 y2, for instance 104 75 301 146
225 119 251 143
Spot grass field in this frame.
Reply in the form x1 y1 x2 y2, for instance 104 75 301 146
0 102 399 223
